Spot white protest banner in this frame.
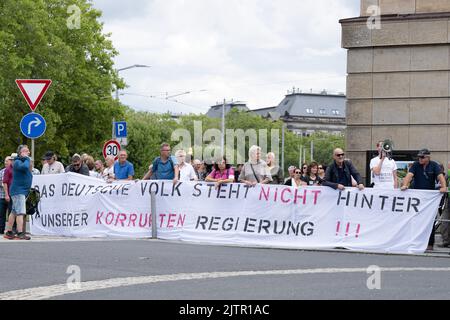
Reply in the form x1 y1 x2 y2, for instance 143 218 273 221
31 173 441 254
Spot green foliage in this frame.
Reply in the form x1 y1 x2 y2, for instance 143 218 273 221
124 109 345 176
124 109 179 178
0 0 124 164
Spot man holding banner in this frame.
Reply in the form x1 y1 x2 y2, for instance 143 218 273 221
324 148 364 191
401 148 447 250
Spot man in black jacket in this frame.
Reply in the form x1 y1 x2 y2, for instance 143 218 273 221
324 148 365 191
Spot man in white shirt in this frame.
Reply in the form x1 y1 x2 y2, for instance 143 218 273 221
41 151 65 175
175 150 198 182
370 141 398 189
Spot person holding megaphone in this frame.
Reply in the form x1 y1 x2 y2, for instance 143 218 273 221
370 140 398 190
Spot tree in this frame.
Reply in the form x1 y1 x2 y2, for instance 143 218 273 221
124 109 179 178
0 0 125 164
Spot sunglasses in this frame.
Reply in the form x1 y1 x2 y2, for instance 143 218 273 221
418 156 427 159
318 167 323 170
335 153 345 158
295 171 301 174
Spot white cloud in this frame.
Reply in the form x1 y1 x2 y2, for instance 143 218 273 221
92 0 359 113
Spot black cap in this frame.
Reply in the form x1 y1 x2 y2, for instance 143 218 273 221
43 151 54 160
417 149 431 157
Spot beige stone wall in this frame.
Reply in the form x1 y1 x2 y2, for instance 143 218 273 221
361 0 450 16
344 3 450 181
342 19 450 48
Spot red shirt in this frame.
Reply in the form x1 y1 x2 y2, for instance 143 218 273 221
3 165 13 194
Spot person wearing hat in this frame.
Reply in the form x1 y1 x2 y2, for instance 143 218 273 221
401 148 447 251
41 151 65 175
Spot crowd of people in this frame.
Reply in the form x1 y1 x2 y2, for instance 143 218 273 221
0 141 449 250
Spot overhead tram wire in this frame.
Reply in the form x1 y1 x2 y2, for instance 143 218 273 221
120 92 208 113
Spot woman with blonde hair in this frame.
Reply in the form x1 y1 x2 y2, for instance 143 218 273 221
102 155 115 182
238 146 272 186
266 152 284 185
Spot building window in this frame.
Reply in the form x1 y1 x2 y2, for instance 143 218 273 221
306 108 314 114
332 109 341 115
319 109 327 115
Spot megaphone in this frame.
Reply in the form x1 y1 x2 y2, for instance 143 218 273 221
381 139 393 159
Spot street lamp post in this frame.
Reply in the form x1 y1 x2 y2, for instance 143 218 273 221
115 64 151 101
113 64 151 139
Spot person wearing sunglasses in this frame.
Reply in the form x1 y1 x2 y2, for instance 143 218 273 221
323 148 364 191
65 153 90 176
401 149 447 251
318 164 326 180
284 169 307 187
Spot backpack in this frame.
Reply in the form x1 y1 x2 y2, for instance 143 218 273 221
26 188 41 216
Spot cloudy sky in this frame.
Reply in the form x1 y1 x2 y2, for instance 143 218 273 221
91 0 359 114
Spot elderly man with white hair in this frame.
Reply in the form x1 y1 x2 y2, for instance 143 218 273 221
175 149 198 182
238 145 272 186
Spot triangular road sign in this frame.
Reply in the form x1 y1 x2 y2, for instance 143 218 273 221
16 79 52 111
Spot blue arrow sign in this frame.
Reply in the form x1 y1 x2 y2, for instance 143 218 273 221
20 113 46 139
115 121 127 138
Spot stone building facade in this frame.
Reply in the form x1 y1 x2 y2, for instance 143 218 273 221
341 0 450 180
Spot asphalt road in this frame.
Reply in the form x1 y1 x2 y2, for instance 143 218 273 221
0 238 449 301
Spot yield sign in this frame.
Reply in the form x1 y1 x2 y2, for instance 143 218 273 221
15 79 52 111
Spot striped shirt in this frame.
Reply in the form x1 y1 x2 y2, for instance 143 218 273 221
0 168 5 199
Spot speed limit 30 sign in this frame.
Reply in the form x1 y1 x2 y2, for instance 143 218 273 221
103 140 121 160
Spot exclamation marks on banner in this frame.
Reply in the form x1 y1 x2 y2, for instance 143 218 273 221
355 224 361 238
336 221 361 238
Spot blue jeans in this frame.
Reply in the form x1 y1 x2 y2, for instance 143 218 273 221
0 198 8 234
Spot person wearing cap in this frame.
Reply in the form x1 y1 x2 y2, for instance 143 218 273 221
65 154 90 176
401 148 447 251
41 151 65 175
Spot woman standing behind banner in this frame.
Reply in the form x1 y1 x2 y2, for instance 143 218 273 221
284 168 307 187
102 156 115 182
205 157 234 188
239 146 272 186
266 152 284 185
302 162 323 186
